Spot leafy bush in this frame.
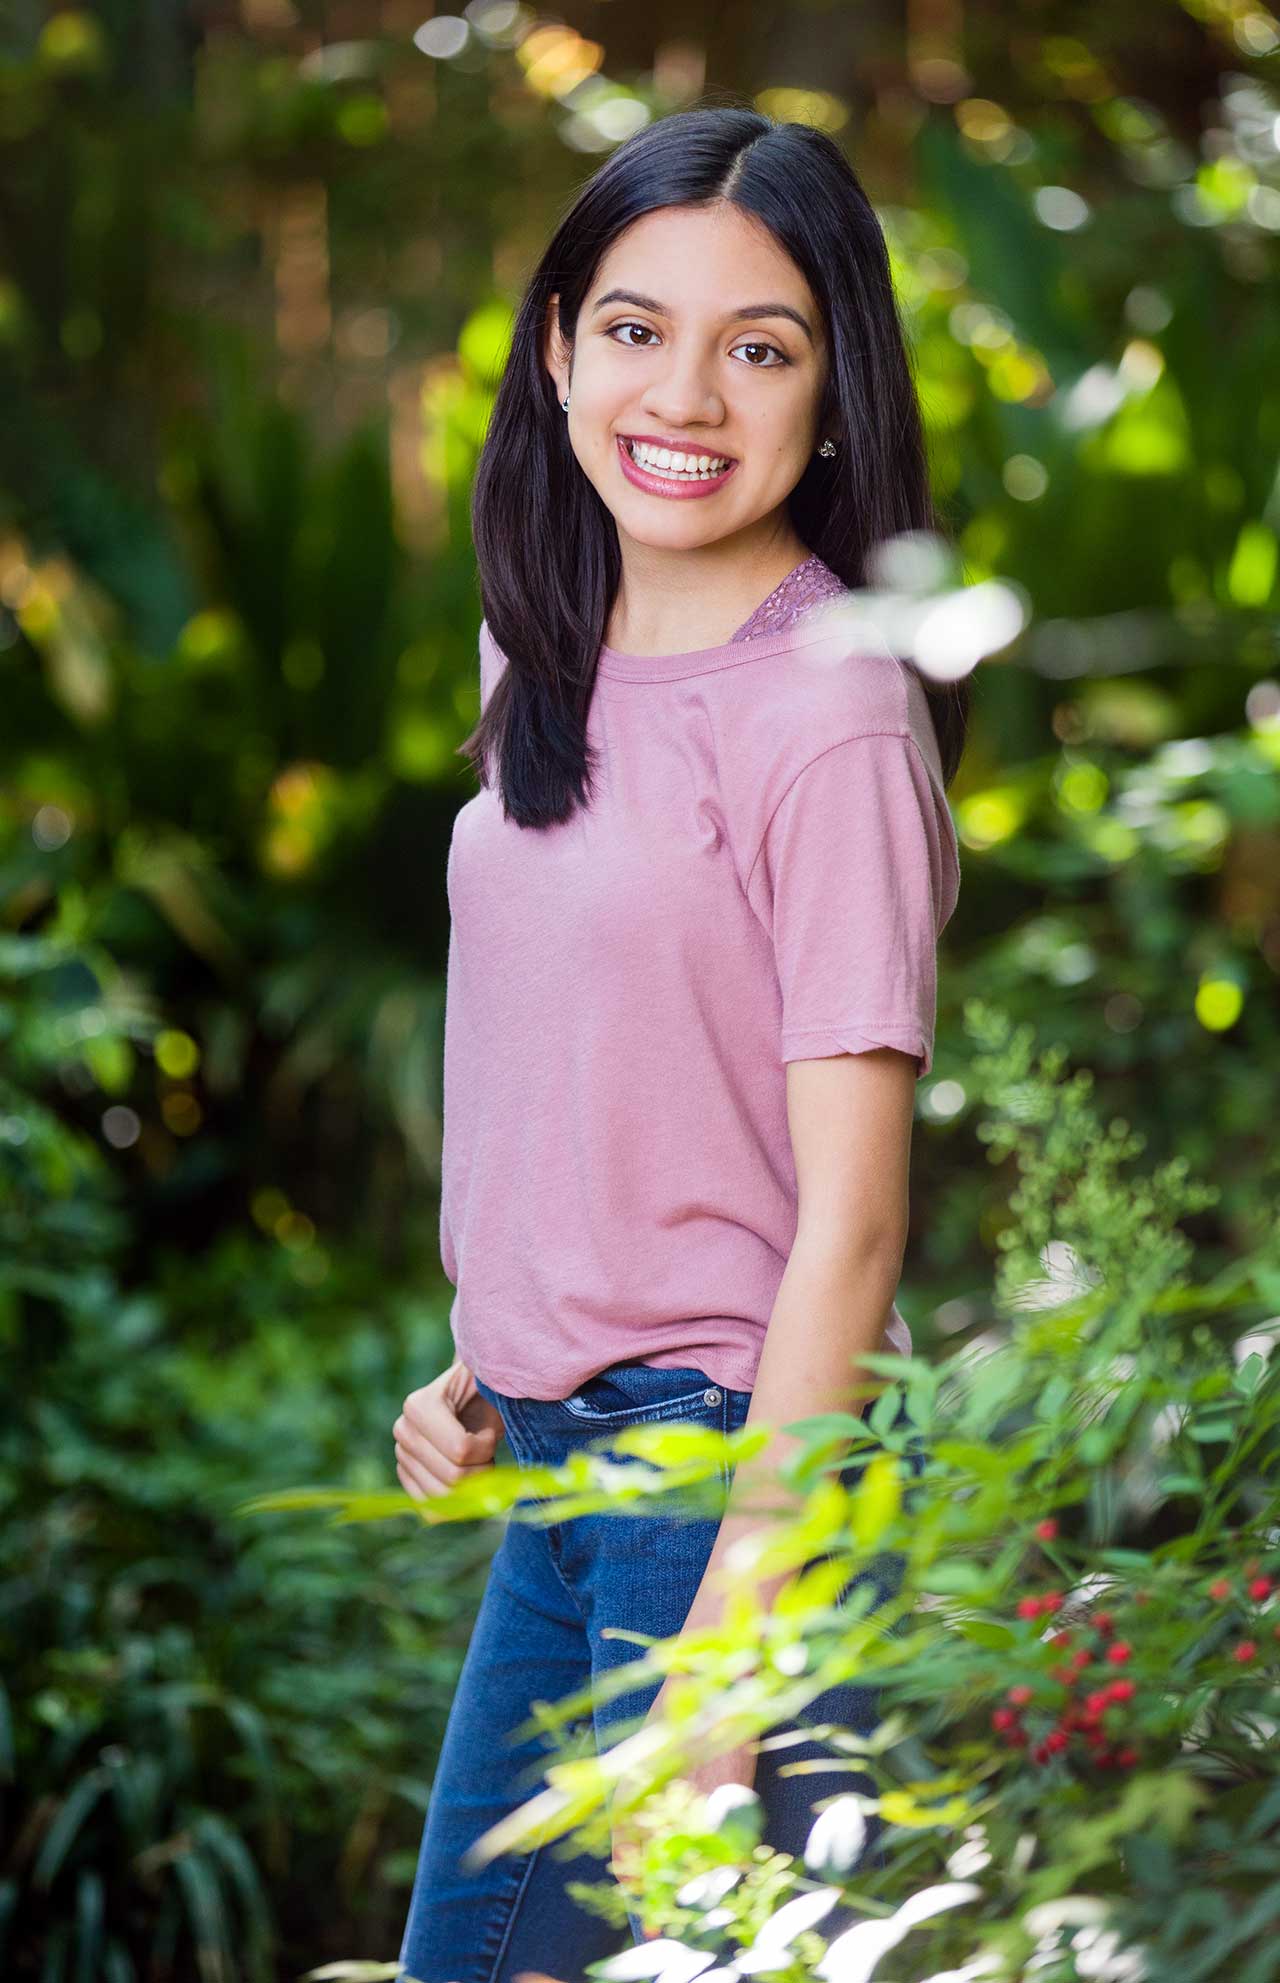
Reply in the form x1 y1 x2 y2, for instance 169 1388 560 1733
0 927 483 1980
278 999 1280 1983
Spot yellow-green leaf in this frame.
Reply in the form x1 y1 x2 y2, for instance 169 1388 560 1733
851 1453 902 1551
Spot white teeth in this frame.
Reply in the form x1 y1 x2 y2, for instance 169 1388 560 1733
625 440 732 480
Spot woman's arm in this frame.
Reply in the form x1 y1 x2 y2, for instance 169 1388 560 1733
682 1045 917 1626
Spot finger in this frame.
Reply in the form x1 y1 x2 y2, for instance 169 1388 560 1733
402 1389 495 1461
395 1434 462 1487
396 1444 453 1500
397 1442 496 1499
399 1402 498 1470
396 1450 438 1501
394 1417 495 1484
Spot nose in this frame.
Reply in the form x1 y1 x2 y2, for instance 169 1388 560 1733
641 353 725 436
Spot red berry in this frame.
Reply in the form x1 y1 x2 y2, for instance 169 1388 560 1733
1093 1611 1115 1635
1106 1642 1133 1665
1035 1519 1059 1541
1209 1579 1232 1601
1048 1629 1074 1648
1249 1577 1272 1600
1007 1684 1034 1707
1095 1749 1116 1770
1234 1640 1257 1663
1007 1725 1028 1747
1084 1690 1111 1716
1017 1597 1043 1620
992 1707 1019 1731
1071 1648 1093 1669
1083 1726 1107 1748
1116 1747 1139 1769
1049 1663 1077 1686
1046 1729 1070 1753
1042 1591 1065 1614
1107 1678 1136 1703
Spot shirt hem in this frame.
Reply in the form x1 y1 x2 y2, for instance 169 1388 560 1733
781 1022 931 1077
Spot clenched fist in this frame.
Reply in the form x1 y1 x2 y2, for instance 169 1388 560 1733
393 1359 505 1499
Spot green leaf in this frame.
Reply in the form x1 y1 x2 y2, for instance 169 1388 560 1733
173 1846 233 1972
917 1560 991 1596
773 1554 852 1620
851 1452 902 1551
33 1768 111 1890
0 1877 17 1961
102 1941 138 1983
1234 1354 1267 1396
931 1440 1009 1480
73 1868 104 1983
955 1618 1018 1648
41 1922 70 1983
301 1964 407 1981
868 1384 903 1439
1036 1374 1073 1422
191 1812 274 1969
605 1422 734 1467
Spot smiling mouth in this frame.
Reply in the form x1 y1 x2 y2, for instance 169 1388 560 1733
620 438 737 481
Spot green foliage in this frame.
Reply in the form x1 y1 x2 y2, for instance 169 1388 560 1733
276 1000 1280 1982
1 933 493 1977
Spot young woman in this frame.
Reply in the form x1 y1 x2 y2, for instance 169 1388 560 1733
393 104 969 1982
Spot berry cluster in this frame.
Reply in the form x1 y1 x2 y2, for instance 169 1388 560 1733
993 1602 1140 1771
1207 1557 1276 1664
989 1545 1276 1773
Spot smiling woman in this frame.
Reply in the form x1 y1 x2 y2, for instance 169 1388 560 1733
547 202 837 644
393 103 971 1980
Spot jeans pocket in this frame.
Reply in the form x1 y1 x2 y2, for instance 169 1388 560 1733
559 1361 729 1425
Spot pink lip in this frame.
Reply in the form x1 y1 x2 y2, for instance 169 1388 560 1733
616 436 738 500
620 432 738 458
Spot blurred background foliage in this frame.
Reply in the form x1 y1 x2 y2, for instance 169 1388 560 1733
2 0 1279 1973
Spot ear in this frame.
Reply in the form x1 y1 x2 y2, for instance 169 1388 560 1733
542 290 572 402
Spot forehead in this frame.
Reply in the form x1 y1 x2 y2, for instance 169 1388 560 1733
590 205 817 315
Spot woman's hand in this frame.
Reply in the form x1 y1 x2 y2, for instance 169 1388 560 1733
609 1676 759 1918
394 1358 504 1499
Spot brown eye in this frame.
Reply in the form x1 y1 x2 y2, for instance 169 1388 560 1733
607 322 657 347
733 342 787 368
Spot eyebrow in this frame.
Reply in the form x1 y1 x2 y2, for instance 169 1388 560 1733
590 287 815 346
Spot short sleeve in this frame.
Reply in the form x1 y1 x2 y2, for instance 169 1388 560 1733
746 732 959 1078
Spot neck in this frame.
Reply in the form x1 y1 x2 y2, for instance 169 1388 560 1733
605 524 815 655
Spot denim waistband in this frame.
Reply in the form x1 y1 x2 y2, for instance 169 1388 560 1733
469 1355 924 1492
473 1358 754 1473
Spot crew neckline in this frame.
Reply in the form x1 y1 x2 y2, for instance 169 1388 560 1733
597 594 854 682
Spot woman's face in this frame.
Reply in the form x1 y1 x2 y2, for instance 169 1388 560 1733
545 202 830 554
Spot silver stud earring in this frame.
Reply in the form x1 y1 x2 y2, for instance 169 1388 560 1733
817 438 837 458
562 393 569 411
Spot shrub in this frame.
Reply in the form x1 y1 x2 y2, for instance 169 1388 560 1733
275 999 1280 1983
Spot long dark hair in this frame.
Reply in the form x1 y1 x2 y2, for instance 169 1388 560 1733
467 105 971 829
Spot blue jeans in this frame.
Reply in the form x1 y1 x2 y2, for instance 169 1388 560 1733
398 1358 922 1983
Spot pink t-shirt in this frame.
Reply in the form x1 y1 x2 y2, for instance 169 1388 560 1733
440 594 961 1400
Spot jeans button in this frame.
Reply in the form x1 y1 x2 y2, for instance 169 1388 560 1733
703 1388 722 1405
